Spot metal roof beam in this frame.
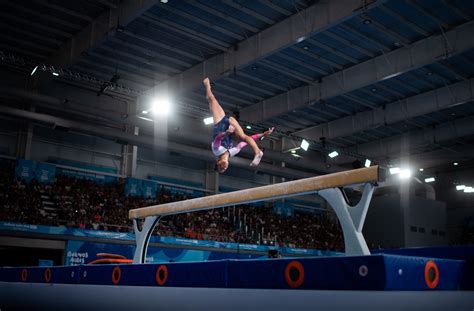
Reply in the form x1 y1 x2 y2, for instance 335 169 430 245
157 4 245 41
0 34 55 54
0 43 46 59
258 0 292 16
0 23 62 46
44 0 158 69
338 24 390 52
378 6 430 37
441 0 472 21
225 78 276 97
144 0 386 101
33 0 94 22
359 14 411 46
307 38 359 63
354 114 474 159
406 0 450 29
117 30 202 62
278 51 329 76
86 50 166 80
294 78 474 140
189 2 260 33
240 21 474 123
221 0 276 25
260 60 315 84
236 72 287 92
108 37 193 68
4 2 83 31
292 46 343 70
141 14 229 51
323 31 376 58
97 45 181 74
0 12 72 38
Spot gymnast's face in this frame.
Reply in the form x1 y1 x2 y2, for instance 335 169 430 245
216 157 229 173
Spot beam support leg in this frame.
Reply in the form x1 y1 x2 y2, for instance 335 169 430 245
133 216 160 264
319 183 375 256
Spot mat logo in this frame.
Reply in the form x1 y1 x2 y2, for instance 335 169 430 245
67 251 89 265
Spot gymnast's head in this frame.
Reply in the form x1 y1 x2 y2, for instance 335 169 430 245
215 155 229 173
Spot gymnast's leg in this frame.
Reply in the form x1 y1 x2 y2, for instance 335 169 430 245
228 116 264 166
203 77 227 125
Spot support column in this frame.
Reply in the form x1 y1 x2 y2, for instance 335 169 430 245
271 139 286 184
205 163 219 194
16 108 34 160
121 125 138 177
121 101 139 177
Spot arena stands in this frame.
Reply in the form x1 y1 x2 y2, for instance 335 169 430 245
0 165 346 251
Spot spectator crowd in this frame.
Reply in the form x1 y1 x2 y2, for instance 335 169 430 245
0 167 381 252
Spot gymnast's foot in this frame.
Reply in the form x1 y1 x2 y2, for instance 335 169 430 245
203 77 210 88
264 127 274 137
250 150 264 166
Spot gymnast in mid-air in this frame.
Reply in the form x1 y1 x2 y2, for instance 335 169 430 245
203 77 274 173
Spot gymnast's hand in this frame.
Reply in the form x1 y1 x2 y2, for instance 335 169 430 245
226 125 235 135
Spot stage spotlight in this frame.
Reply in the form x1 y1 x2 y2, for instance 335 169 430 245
389 167 400 175
456 185 465 191
300 139 309 151
30 65 38 76
424 177 435 183
246 125 252 130
151 97 171 116
364 159 371 167
142 110 148 114
464 187 474 193
419 168 424 172
52 72 59 76
453 162 459 166
203 117 213 125
399 169 412 179
328 151 338 158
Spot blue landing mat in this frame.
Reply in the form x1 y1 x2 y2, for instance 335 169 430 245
0 254 469 290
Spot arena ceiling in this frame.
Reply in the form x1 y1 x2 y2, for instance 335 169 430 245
0 0 473 178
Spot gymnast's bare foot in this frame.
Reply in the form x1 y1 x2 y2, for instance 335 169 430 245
264 127 274 137
203 77 210 88
250 150 264 166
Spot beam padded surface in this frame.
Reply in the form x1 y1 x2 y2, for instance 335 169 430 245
129 166 381 219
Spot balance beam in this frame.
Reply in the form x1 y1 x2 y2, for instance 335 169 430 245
129 166 382 219
130 166 383 262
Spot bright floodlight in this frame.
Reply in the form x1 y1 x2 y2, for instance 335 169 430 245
328 151 338 158
246 125 252 130
142 110 148 114
300 139 310 151
456 185 466 191
364 159 371 167
453 162 459 166
151 97 171 116
52 72 59 76
389 167 400 175
203 117 213 125
424 177 435 183
419 168 424 172
464 187 474 193
399 169 411 179
30 65 38 76
291 150 296 154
